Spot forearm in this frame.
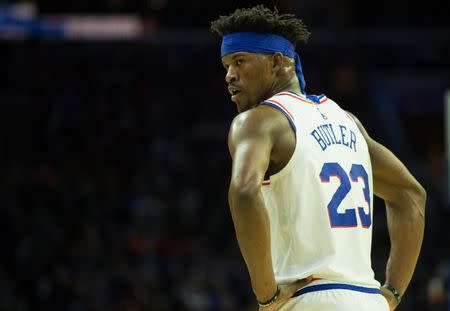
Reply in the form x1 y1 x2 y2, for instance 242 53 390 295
384 190 426 295
229 190 276 302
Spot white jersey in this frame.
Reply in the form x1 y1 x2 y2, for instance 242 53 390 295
260 91 379 289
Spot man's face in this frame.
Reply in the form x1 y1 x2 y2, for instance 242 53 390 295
221 52 273 112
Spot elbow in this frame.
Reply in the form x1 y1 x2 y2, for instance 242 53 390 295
387 181 427 219
416 183 427 215
229 179 261 203
409 182 427 218
417 183 427 203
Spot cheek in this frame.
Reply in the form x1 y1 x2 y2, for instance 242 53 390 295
250 73 271 95
248 69 269 88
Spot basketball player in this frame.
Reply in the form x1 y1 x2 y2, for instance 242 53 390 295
211 5 426 311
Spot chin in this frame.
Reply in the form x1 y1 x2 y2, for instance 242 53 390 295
234 97 253 113
236 102 250 113
233 99 244 113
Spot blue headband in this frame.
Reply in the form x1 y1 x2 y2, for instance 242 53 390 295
221 32 306 94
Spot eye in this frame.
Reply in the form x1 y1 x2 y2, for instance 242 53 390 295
235 59 244 66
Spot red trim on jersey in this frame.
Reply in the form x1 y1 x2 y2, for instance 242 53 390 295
276 92 328 105
319 97 328 104
276 92 312 104
264 99 295 120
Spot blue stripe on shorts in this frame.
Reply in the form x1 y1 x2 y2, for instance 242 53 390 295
292 283 381 297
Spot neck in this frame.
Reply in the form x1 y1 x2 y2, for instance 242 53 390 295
267 74 302 99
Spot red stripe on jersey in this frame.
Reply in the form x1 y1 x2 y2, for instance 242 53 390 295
276 92 312 104
264 99 295 120
276 92 328 105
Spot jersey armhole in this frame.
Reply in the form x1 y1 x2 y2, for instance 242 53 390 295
261 100 296 132
344 110 357 125
259 100 298 186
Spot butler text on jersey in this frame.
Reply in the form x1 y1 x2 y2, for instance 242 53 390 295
311 123 357 152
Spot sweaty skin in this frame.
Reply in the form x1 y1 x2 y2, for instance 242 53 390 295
225 51 426 310
222 52 299 113
349 113 426 310
228 105 308 310
225 51 310 308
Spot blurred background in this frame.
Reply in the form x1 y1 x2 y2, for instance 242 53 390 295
0 0 449 310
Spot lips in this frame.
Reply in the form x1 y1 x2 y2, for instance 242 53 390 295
228 86 241 95
231 93 242 103
228 85 242 102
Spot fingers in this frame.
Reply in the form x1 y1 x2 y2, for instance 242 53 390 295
380 288 397 311
290 276 313 289
281 276 313 301
272 278 313 311
298 276 313 284
260 278 313 311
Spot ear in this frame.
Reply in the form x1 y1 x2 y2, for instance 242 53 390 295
271 52 284 73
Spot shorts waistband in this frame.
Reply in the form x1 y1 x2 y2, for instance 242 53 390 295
292 283 381 297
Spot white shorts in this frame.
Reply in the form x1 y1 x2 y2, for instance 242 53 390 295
280 282 390 311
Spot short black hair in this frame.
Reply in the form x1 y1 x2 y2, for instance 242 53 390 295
210 5 310 47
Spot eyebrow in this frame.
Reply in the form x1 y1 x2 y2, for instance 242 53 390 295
231 53 246 59
222 53 247 66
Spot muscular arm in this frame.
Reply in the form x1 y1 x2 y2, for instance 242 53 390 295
227 107 282 303
351 113 426 301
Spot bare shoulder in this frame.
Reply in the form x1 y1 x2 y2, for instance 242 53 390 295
229 105 285 139
344 110 384 161
230 105 284 129
228 105 287 153
345 110 371 140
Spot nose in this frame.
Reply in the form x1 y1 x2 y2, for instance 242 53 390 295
225 66 237 84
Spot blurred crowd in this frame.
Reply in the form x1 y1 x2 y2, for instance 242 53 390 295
11 0 444 28
0 25 449 311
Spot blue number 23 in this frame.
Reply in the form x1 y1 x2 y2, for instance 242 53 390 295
319 162 371 228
